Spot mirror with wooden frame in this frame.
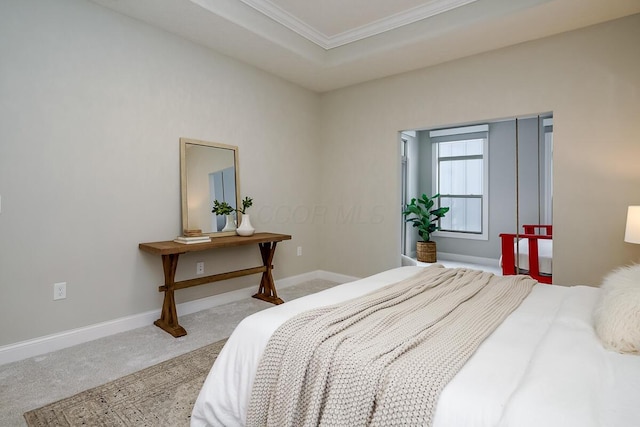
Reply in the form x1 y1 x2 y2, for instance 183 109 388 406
180 138 240 237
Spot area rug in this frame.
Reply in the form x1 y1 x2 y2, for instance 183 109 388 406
24 338 227 427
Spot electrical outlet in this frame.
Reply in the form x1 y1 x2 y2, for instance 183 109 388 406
297 246 302 256
196 261 204 275
53 282 66 300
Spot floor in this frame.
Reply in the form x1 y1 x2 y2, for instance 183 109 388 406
0 278 339 427
0 261 503 426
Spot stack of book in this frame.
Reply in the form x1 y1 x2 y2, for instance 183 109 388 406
173 235 211 244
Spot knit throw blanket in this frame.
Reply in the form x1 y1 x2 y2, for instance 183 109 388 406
247 266 537 427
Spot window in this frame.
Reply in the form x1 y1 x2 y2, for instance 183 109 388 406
430 125 489 240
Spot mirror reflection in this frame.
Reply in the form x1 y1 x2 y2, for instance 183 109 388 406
400 113 553 268
180 138 240 237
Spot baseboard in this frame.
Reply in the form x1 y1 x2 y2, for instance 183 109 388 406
0 270 354 366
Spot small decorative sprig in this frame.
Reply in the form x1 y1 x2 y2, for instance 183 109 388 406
212 200 234 215
237 197 253 215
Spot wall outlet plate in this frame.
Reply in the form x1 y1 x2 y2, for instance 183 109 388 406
53 282 66 300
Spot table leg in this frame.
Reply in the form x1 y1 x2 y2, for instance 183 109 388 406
252 242 284 305
154 253 188 337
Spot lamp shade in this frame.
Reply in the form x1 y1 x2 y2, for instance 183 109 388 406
624 206 640 244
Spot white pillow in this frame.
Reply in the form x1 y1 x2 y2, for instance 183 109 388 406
593 264 640 354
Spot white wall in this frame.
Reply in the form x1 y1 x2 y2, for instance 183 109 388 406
319 14 640 285
0 0 321 346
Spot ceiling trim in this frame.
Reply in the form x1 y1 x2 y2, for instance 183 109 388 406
87 0 640 92
239 0 480 49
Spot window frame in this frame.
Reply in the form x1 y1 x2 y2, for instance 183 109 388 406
430 126 489 241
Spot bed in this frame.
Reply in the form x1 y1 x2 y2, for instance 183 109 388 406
500 225 553 284
191 265 640 427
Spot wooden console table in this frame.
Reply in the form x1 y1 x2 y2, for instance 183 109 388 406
139 232 291 337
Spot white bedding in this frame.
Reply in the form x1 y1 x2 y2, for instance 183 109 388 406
515 238 553 275
191 266 640 427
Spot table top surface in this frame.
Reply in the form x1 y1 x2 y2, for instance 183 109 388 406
139 232 292 255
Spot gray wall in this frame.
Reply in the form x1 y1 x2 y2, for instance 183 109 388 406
517 118 544 227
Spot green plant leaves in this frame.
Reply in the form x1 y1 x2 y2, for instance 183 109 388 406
238 196 253 214
213 196 254 215
212 200 234 215
402 193 449 242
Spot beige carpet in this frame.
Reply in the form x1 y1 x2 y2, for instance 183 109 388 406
24 338 227 427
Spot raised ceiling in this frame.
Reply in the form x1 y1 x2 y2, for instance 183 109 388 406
89 0 640 92
240 0 481 48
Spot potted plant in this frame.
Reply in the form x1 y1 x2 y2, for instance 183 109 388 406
212 200 236 232
403 193 449 262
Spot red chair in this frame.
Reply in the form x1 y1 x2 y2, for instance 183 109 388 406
500 225 552 284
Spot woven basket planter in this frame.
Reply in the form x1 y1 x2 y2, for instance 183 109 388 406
416 241 437 263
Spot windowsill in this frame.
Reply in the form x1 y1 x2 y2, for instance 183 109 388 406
432 231 488 241
401 254 502 275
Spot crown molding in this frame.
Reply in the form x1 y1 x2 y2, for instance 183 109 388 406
237 0 328 47
239 0 479 49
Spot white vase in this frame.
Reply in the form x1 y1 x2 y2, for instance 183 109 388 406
236 214 255 236
222 214 236 232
